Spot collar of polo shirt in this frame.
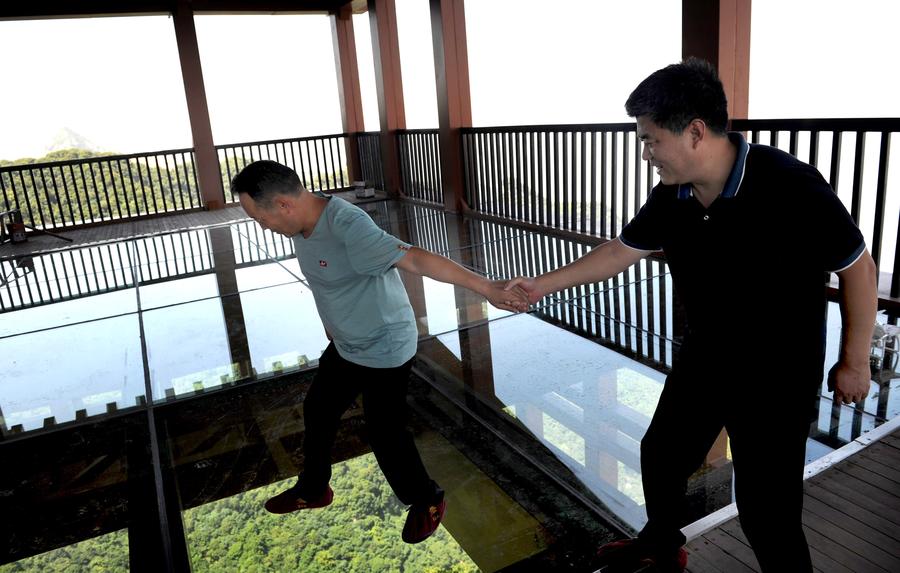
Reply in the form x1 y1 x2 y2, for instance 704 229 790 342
677 132 750 201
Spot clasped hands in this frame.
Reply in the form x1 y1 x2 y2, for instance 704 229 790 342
482 276 541 313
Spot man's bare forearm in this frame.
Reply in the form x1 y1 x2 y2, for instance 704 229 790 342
837 250 878 367
532 238 649 298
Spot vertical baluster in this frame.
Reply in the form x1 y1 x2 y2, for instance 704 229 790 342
611 132 618 237
579 131 587 234
163 154 180 212
870 132 891 281
65 164 86 224
30 168 50 228
622 132 630 234
536 131 545 227
850 131 866 223
829 131 843 192
600 131 608 238
590 131 597 236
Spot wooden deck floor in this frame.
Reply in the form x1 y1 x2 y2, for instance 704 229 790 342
0 190 388 260
1 205 249 259
684 429 900 572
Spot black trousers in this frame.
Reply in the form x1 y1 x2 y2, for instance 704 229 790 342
637 356 816 573
296 342 441 506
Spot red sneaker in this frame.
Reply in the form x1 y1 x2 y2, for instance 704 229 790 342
401 498 447 544
597 538 687 572
264 485 334 514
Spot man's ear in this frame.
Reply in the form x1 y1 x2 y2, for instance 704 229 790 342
688 119 706 147
275 196 291 211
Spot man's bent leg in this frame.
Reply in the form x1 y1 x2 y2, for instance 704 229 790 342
361 358 442 507
297 343 362 498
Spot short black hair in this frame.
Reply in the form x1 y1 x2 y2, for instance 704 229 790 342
230 160 303 208
625 58 729 135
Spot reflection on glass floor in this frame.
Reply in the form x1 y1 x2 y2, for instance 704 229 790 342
417 313 669 531
2 197 898 571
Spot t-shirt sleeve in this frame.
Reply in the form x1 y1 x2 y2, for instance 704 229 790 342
337 205 411 276
619 187 667 251
798 168 866 272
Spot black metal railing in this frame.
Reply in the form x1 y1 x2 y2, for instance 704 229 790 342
0 149 202 230
0 241 137 313
0 223 296 314
357 131 385 191
397 197 676 369
462 123 649 239
398 129 443 205
217 134 349 203
472 216 675 369
462 119 899 300
732 118 900 299
393 201 451 254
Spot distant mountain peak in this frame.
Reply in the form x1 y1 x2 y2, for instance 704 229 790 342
45 127 99 153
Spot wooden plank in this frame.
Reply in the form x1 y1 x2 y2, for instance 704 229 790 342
851 443 900 483
810 472 900 526
805 478 900 543
803 507 900 571
700 526 759 571
718 517 854 573
845 456 900 486
687 535 757 573
802 522 887 573
804 495 900 560
809 543 859 573
879 433 900 450
685 543 740 573
865 437 900 458
716 519 750 544
832 463 900 503
808 544 859 573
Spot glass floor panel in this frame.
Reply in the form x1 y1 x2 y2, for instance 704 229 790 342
164 371 615 573
416 312 671 532
0 529 130 573
2 197 897 571
1 313 145 431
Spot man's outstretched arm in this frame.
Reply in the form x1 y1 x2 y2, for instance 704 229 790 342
395 246 528 312
505 238 650 304
829 249 878 404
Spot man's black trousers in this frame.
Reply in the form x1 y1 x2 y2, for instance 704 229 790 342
296 342 442 506
637 355 818 573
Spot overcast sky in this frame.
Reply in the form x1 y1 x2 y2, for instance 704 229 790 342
0 0 897 161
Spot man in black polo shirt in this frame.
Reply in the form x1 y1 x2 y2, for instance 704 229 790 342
505 59 877 572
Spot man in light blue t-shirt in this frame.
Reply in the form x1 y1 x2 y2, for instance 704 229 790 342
233 160 526 544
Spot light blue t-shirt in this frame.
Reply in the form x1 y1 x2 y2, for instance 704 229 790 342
293 195 417 368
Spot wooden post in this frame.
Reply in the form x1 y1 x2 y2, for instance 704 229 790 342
368 0 406 195
209 227 252 379
172 0 225 209
331 5 365 183
430 0 473 213
682 0 751 120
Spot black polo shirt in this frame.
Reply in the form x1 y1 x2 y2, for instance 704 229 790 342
620 133 865 380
